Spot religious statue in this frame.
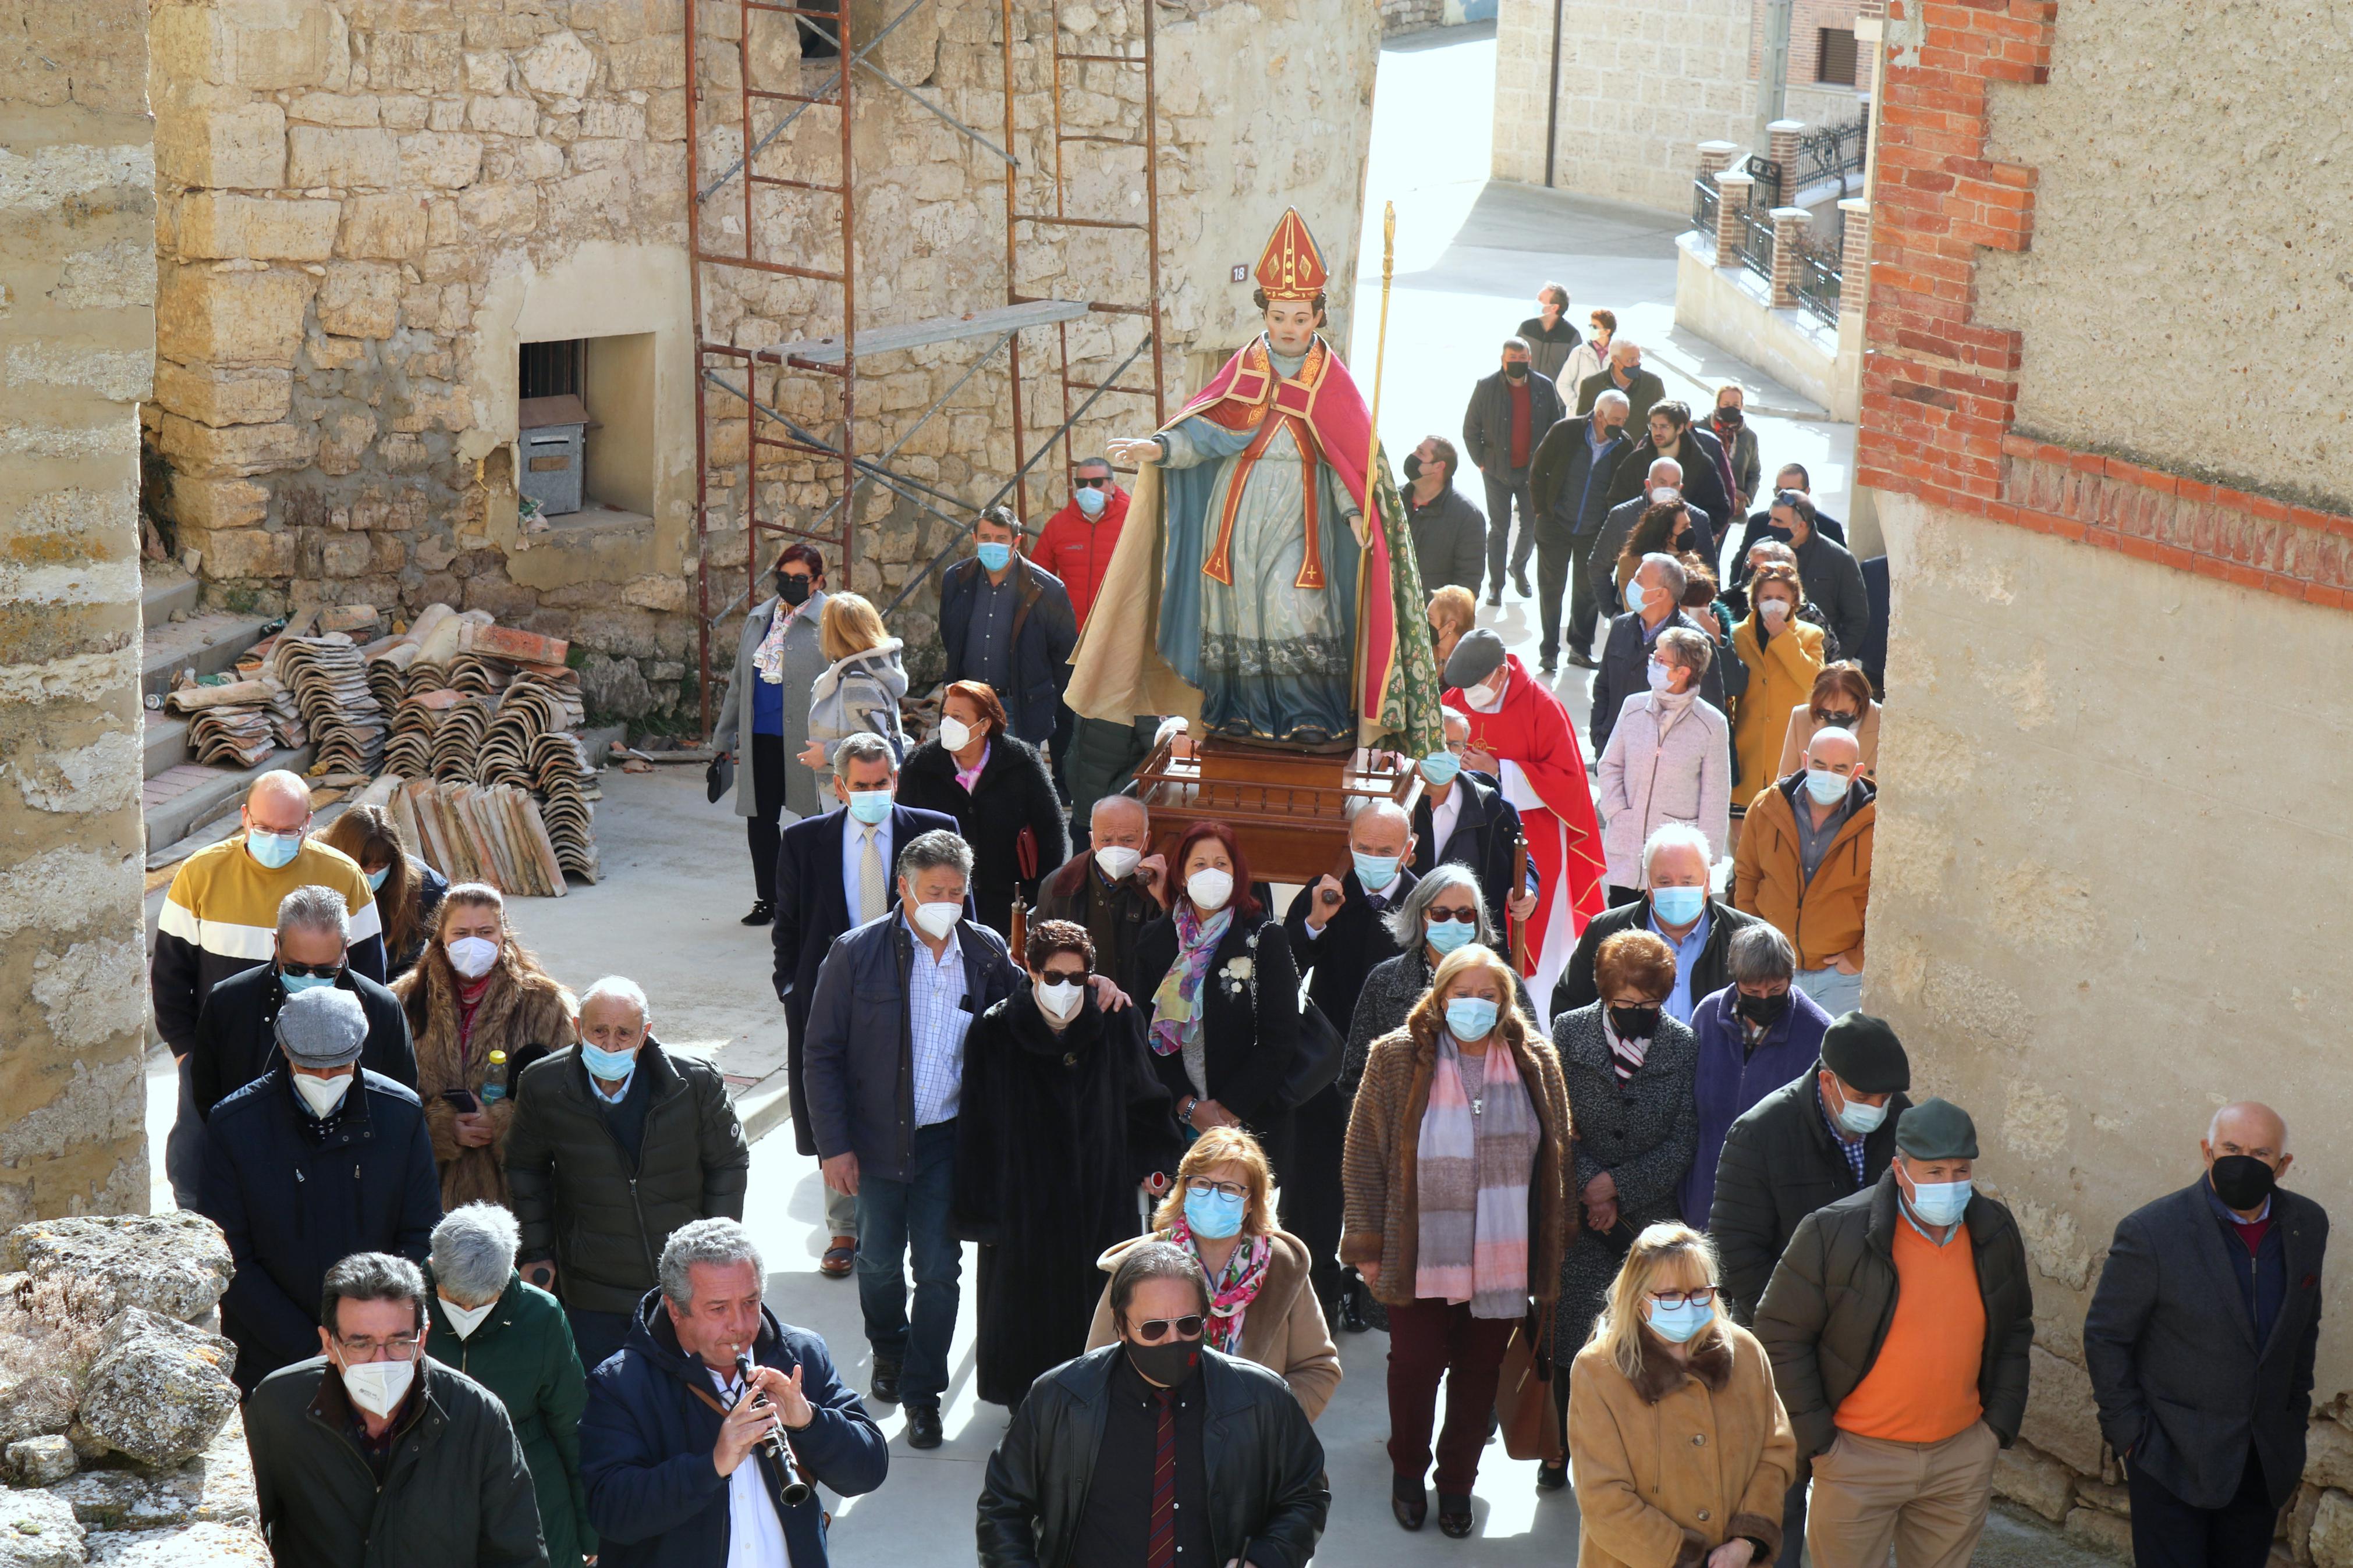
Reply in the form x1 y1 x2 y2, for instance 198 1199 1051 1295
1064 209 1442 756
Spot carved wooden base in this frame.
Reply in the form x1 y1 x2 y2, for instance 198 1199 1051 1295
1131 737 1421 885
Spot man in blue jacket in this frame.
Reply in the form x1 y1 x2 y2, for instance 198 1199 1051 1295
581 1218 887 1568
199 986 441 1393
939 506 1080 753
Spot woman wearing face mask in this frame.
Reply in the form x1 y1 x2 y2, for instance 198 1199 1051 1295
391 884 574 1208
1778 659 1881 783
321 805 448 982
1731 563 1825 821
1546 928 1699 1490
952 920 1182 1409
800 590 910 784
894 680 1070 936
711 544 831 926
1134 821 1303 1154
1566 1223 1795 1568
1594 625 1730 905
423 1203 595 1568
1084 1125 1341 1418
1343 941 1573 1537
1614 498 1708 602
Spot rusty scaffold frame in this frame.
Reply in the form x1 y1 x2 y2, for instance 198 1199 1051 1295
687 0 1169 731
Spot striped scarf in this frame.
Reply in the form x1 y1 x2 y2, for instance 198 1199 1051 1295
1414 1033 1539 1318
1148 899 1231 1058
1605 1009 1651 1082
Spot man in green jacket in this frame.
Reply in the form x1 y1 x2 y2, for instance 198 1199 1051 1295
247 1251 547 1568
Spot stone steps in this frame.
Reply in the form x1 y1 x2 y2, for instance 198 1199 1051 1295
142 745 317 861
135 567 304 850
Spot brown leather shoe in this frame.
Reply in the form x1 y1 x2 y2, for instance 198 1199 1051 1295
818 1236 856 1278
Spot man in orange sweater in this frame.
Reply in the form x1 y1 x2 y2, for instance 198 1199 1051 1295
1752 1098 2034 1568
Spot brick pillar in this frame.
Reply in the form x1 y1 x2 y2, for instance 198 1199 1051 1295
1837 197 1872 317
1697 140 1740 180
1769 207 1809 307
1768 119 1804 176
1714 173 1754 263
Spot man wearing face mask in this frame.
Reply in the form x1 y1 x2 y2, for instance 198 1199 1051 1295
772 733 963 1277
2084 1102 2327 1568
1552 823 1761 1022
200 987 442 1393
1679 923 1830 1230
1400 433 1487 598
1733 726 1875 1015
246 1252 544 1567
1035 793 1170 998
1755 1098 2033 1568
1034 456 1132 630
1528 386 1631 673
939 504 1080 756
978 1242 1329 1568
1460 336 1567 604
1589 552 1744 759
154 768 385 1208
1408 709 1541 937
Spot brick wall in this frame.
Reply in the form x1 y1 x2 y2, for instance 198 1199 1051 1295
1750 0 1875 97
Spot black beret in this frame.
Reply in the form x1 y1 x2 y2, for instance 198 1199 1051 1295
1895 1097 1979 1161
1820 1011 1909 1095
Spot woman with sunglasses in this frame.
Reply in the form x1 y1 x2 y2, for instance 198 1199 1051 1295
954 919 1183 1410
1567 1222 1794 1568
1343 942 1573 1538
709 543 830 926
1777 660 1880 783
1085 1125 1340 1419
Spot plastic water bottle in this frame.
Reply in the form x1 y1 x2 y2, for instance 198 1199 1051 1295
479 1050 508 1106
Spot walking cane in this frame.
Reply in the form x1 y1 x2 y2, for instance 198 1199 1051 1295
1510 822 1531 974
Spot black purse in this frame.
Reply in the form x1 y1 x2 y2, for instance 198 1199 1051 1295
1239 926 1343 1110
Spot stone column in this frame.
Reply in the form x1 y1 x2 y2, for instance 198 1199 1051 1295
0 0 157 1218
1837 197 1873 317
1715 173 1755 265
1769 207 1811 307
1697 139 1740 180
1768 118 1805 179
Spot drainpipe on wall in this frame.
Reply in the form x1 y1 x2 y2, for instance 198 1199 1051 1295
1543 0 1565 186
1754 0 1793 154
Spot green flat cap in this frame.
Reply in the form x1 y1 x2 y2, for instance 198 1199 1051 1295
1821 1012 1910 1094
1895 1097 1978 1161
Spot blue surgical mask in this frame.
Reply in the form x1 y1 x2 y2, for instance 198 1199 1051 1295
1424 916 1476 955
365 864 391 892
1444 996 1499 1043
1623 578 1648 614
1832 1082 1887 1137
1645 1296 1716 1344
1804 768 1850 805
846 789 893 826
246 830 302 870
1076 486 1107 517
977 541 1012 572
1907 1177 1972 1227
1418 751 1462 788
281 972 336 995
1352 851 1400 890
1649 884 1706 926
1183 1186 1247 1240
579 1041 638 1082
1645 660 1674 694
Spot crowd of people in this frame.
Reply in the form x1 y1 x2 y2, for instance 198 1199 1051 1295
144 282 2322 1568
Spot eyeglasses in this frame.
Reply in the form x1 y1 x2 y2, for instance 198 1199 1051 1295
1811 709 1860 727
1647 1286 1717 1309
281 960 345 980
1185 1177 1247 1200
1424 906 1480 924
1130 1314 1206 1343
335 1331 421 1360
1074 475 1111 489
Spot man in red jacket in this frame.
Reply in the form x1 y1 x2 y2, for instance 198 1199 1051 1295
1034 456 1130 629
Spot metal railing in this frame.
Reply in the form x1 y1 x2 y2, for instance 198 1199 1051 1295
1692 168 1719 239
1793 118 1868 194
1737 207 1776 285
1746 155 1785 210
1792 207 1847 327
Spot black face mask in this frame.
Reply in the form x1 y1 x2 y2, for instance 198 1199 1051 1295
777 574 812 605
1716 407 1743 427
2210 1155 2279 1211
1734 990 1791 1026
1609 1004 1663 1040
1504 364 1528 382
1401 454 1424 480
1125 1336 1202 1388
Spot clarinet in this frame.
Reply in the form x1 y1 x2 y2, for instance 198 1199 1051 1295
733 1353 812 1506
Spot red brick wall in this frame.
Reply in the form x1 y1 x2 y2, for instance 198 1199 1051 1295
1854 0 2353 613
1751 0 1874 93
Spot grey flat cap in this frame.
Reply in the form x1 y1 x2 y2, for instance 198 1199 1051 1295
1443 628 1507 689
276 987 368 1069
1894 1097 1979 1161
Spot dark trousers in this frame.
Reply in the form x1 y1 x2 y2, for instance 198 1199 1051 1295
1048 699 1074 804
1275 1084 1347 1320
1482 468 1536 585
2127 1448 2274 1568
1566 532 1606 652
1777 1474 1808 1567
1386 1297 1517 1495
1538 528 1607 665
165 1057 208 1210
567 1306 636 1378
746 732 787 905
854 1119 962 1410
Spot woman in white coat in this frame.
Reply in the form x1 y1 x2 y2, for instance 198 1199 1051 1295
1594 624 1730 905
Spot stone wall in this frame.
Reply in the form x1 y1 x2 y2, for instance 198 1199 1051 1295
0 0 157 1218
142 0 1380 725
1380 0 1447 34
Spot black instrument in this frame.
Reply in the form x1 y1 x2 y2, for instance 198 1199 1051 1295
733 1353 812 1506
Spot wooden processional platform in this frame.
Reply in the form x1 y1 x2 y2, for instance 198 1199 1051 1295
1130 737 1422 886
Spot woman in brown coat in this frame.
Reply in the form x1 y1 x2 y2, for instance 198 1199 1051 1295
1567 1222 1795 1568
1341 942 1574 1540
1084 1125 1340 1420
391 882 574 1210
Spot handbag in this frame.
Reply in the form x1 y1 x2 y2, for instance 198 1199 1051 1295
1496 1298 1564 1464
705 752 734 804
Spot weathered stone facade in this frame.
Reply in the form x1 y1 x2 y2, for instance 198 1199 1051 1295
142 0 1381 723
0 0 157 1218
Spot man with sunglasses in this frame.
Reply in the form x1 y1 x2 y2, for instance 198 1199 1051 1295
1035 456 1130 632
979 1242 1329 1568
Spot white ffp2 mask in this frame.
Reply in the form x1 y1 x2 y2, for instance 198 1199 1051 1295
911 901 961 940
339 1354 416 1419
293 1071 352 1119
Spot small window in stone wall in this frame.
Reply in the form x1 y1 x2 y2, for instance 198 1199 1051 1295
1817 27 1859 86
521 339 584 400
516 334 654 523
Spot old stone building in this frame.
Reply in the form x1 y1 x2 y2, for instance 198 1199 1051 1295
1857 0 2353 1556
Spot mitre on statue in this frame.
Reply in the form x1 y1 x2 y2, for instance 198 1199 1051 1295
1254 207 1329 301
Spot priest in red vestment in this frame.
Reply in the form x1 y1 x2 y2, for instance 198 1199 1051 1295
1440 629 1605 1007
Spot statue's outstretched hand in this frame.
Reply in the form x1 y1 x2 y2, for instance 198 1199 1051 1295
1347 509 1370 549
1107 436 1160 467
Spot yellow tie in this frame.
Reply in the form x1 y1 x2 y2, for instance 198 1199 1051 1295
859 826 886 924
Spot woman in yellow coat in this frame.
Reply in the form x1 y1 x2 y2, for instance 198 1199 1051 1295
1730 563 1825 815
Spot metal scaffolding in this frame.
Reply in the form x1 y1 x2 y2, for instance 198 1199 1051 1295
687 0 1168 731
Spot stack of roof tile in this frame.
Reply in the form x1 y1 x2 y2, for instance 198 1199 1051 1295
388 777 569 898
270 634 387 775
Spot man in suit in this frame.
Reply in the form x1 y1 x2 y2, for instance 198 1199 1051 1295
1283 797 1419 1327
773 731 961 1279
1527 389 1630 674
2084 1102 2327 1568
1589 553 1744 758
1460 337 1567 604
1408 709 1540 937
1576 337 1665 432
